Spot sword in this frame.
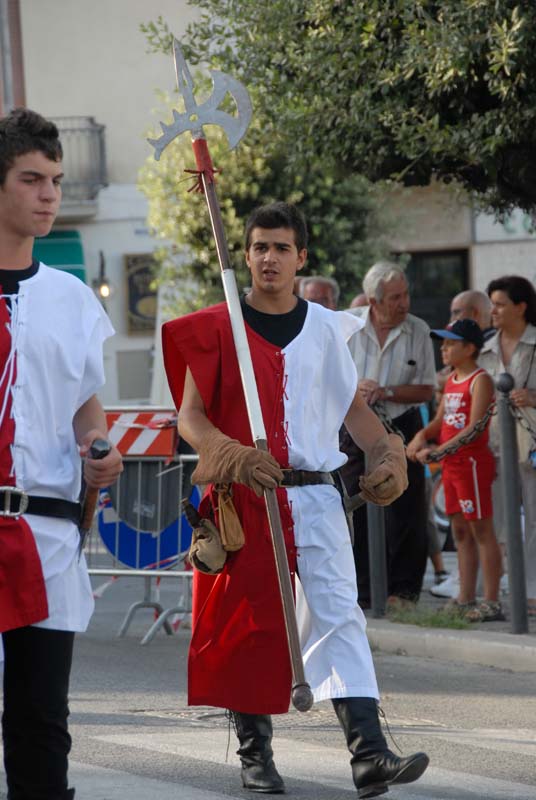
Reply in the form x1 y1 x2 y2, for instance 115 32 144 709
148 39 313 713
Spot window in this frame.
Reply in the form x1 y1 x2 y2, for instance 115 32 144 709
403 250 468 330
402 249 468 367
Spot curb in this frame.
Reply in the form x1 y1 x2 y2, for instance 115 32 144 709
366 618 536 673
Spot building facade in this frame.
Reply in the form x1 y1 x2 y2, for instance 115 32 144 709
382 183 536 331
0 0 196 404
1 1 535 402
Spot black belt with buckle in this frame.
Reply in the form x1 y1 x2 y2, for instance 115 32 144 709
280 469 335 487
0 486 82 525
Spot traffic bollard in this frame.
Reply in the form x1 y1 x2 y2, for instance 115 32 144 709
496 372 528 634
367 501 388 618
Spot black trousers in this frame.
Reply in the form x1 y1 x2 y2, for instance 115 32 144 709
340 408 428 604
2 626 75 800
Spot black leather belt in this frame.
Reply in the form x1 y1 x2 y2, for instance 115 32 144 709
0 486 82 524
280 469 335 487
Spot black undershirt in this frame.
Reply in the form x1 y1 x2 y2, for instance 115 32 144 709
0 261 39 295
240 295 308 348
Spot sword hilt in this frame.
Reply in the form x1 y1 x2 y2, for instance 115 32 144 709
78 439 112 558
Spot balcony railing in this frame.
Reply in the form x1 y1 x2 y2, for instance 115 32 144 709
52 116 108 205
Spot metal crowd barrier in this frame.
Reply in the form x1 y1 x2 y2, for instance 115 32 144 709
85 452 199 645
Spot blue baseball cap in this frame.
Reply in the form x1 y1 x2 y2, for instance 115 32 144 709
430 318 484 350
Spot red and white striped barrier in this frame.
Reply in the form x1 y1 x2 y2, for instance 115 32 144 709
106 410 177 457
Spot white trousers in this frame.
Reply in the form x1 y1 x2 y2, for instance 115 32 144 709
289 484 379 703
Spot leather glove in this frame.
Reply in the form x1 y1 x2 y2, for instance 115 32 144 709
188 519 227 575
191 428 284 497
359 433 408 506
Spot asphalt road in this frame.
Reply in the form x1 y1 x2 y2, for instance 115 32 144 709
1 575 536 799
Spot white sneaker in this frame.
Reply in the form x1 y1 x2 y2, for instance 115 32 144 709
430 572 459 598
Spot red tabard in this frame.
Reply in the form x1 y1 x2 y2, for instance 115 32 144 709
163 303 296 713
0 293 48 631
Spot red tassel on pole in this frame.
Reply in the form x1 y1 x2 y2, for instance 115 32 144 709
185 138 220 193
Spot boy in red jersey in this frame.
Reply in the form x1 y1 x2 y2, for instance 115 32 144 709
407 319 504 622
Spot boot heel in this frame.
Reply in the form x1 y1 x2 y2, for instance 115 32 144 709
358 783 388 799
241 764 285 794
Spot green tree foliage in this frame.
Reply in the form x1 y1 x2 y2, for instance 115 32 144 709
139 93 389 312
144 1 536 216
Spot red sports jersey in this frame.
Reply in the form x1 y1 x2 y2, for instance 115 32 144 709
439 367 490 457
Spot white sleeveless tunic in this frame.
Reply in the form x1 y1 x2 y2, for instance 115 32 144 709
282 302 379 701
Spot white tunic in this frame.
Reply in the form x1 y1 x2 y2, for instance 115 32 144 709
4 263 113 633
282 302 379 701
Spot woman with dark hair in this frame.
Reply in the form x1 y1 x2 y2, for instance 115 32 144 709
480 275 536 616
487 276 536 326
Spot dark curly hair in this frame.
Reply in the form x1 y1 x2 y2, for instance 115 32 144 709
487 275 536 326
244 201 308 252
0 108 62 185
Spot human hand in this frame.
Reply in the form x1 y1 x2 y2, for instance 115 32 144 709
192 429 283 496
406 432 426 462
232 447 284 496
359 433 408 506
415 447 434 465
80 431 123 488
510 388 536 408
358 379 381 405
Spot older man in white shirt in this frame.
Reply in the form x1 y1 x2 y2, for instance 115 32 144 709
341 261 437 607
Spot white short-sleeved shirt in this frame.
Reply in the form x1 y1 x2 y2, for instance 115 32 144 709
346 306 437 418
5 263 114 633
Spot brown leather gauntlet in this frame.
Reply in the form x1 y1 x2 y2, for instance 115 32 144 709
188 519 227 575
359 433 408 506
191 428 283 497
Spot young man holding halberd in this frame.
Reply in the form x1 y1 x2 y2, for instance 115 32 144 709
163 202 429 799
0 108 122 800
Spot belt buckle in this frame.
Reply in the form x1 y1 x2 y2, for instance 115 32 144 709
0 486 29 518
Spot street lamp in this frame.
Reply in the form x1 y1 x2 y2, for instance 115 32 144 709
93 250 114 304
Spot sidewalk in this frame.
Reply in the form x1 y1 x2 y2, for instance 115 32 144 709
365 552 536 673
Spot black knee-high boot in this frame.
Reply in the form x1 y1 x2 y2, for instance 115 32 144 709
231 712 285 794
332 698 429 799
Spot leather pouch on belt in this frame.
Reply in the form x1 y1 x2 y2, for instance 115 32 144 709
215 484 245 551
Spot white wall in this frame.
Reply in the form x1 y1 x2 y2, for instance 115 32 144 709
20 0 197 184
472 242 536 293
56 184 155 404
383 183 472 252
20 0 198 405
384 186 536 293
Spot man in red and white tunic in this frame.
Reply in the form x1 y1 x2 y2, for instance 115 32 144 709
0 109 122 800
163 202 429 799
